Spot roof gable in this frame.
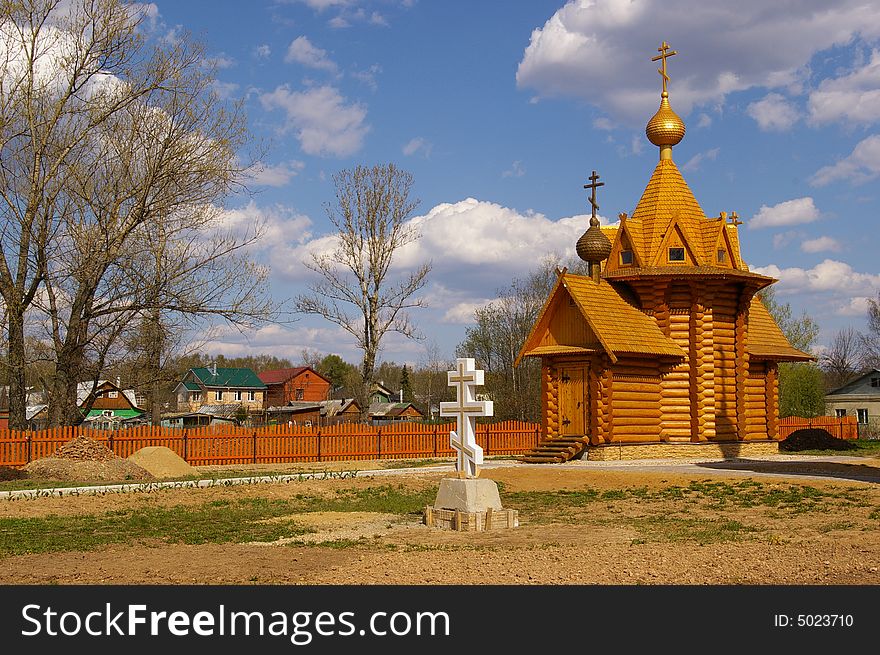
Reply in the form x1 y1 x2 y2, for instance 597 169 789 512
518 272 685 364
258 367 330 386
629 158 708 265
826 369 880 396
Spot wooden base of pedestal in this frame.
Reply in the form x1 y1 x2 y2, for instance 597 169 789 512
423 506 519 531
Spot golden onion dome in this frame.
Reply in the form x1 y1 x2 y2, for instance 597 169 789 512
576 221 612 263
646 92 685 148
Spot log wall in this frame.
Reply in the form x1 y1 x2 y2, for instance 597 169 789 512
661 283 692 439
608 357 662 443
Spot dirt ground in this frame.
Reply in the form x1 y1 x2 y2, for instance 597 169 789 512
1 459 879 585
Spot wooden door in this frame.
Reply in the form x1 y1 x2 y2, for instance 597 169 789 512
559 365 587 437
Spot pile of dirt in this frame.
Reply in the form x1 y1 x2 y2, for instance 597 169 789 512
779 428 858 452
51 436 117 461
127 446 196 479
25 436 155 483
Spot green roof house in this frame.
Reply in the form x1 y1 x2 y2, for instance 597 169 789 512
174 363 267 417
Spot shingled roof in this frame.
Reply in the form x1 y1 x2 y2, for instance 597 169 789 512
517 272 685 365
190 367 267 389
746 297 814 361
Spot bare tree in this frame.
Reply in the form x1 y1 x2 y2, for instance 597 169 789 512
864 293 880 369
296 163 431 405
820 326 864 390
0 0 159 428
0 0 278 426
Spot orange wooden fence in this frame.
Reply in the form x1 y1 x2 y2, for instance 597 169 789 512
0 420 541 468
778 415 859 441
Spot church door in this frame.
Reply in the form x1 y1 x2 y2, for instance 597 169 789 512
559 365 588 437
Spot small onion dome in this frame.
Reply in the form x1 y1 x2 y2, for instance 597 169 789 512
646 92 685 148
576 219 612 263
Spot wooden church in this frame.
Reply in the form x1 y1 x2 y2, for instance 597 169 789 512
517 43 812 462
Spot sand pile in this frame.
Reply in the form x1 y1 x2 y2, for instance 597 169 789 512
127 446 196 479
25 436 155 482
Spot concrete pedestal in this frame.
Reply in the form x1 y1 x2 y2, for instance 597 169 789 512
433 477 503 512
425 477 517 531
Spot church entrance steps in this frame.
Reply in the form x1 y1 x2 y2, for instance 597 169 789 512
519 436 588 463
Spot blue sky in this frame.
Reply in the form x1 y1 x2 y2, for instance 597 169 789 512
146 0 880 366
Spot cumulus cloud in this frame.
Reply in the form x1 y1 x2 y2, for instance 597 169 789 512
811 134 880 186
515 0 880 124
681 147 720 171
402 137 432 157
752 259 880 296
285 36 338 73
284 198 610 301
746 93 800 131
260 85 369 157
244 160 306 187
835 296 872 316
800 236 841 253
809 49 880 125
254 44 271 59
748 197 820 229
442 300 494 324
697 113 712 128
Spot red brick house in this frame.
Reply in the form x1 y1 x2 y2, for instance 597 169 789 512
258 367 331 407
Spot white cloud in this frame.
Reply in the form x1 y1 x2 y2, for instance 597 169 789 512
800 236 841 253
809 49 880 125
681 147 720 171
293 0 352 10
351 63 382 91
402 137 432 157
835 296 872 316
211 80 239 100
746 93 800 131
442 300 494 324
630 134 644 156
516 0 880 124
217 201 313 254
260 85 369 157
811 134 880 186
254 44 271 59
772 231 801 250
748 197 819 229
752 259 880 295
502 161 526 178
285 36 338 73
697 113 712 128
593 117 614 130
244 160 306 187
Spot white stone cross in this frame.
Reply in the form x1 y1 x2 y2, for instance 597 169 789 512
439 358 493 478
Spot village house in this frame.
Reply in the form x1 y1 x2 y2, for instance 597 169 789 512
174 364 267 414
78 379 147 429
517 42 811 462
825 369 880 435
258 367 331 406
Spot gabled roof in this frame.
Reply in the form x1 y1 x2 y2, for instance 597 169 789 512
517 272 685 365
182 381 200 392
746 297 814 361
369 402 423 417
190 367 267 389
76 381 140 409
258 367 330 385
321 398 361 417
825 369 880 396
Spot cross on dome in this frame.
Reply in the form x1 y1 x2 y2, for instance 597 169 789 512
651 41 677 96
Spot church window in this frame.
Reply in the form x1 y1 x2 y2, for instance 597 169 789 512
620 250 634 265
668 247 685 262
717 249 726 262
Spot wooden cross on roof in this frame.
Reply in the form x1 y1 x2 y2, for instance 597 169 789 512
729 211 743 226
583 170 604 219
652 41 677 95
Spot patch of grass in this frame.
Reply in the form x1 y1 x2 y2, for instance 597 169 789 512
817 521 855 533
790 438 880 457
0 484 435 557
622 515 759 545
382 459 448 469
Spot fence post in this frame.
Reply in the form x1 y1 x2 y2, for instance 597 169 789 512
252 431 258 464
317 428 322 461
27 433 32 464
182 430 189 462
485 423 491 457
377 426 382 459
433 425 438 458
108 431 115 454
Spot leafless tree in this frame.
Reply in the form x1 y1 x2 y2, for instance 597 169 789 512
864 294 880 370
1 0 278 426
296 163 431 405
820 326 864 391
